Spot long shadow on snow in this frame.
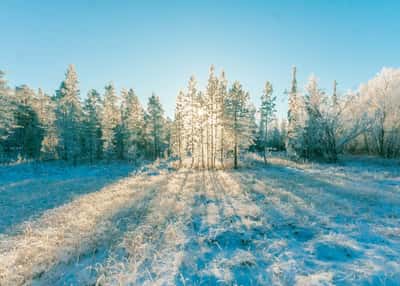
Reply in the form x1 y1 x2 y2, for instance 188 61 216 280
31 178 162 286
231 164 400 284
0 162 137 234
244 162 400 222
133 170 190 285
176 171 268 286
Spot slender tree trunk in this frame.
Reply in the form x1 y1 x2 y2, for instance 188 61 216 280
220 104 224 168
220 131 224 168
363 132 369 154
234 139 238 169
264 121 268 165
201 127 205 169
191 96 195 167
178 128 182 167
214 114 217 168
378 112 386 157
206 123 209 169
234 109 238 169
211 95 214 169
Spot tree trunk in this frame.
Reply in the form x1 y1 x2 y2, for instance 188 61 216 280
264 121 268 165
234 110 238 169
178 131 182 167
234 142 238 169
201 129 205 169
220 131 224 169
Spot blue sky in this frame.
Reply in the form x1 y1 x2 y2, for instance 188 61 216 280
1 0 399 117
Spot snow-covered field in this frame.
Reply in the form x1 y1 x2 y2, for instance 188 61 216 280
0 156 399 285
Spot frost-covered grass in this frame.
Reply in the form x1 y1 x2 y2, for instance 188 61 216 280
0 156 399 285
0 162 138 234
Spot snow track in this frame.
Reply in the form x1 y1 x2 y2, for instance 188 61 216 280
0 158 399 285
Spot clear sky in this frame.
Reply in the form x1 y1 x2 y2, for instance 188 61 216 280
1 0 399 117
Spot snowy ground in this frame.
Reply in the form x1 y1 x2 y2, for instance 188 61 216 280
0 156 399 285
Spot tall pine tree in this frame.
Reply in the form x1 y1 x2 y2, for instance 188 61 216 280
83 89 103 163
259 81 276 164
55 65 83 164
121 88 145 162
101 83 120 161
146 93 165 160
225 81 254 168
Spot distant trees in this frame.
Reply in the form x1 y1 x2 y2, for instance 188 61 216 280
0 64 399 165
0 65 172 164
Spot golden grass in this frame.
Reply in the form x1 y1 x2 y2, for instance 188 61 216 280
0 170 168 286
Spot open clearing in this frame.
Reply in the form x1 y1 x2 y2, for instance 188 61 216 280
0 157 399 285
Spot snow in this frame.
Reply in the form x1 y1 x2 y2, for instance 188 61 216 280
0 156 399 285
0 162 137 234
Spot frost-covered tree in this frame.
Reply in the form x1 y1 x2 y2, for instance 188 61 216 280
205 65 219 168
225 81 255 168
0 71 17 161
186 75 198 166
121 88 146 162
55 65 83 164
83 89 103 163
196 91 207 168
216 70 228 167
298 76 371 162
146 93 165 160
259 81 276 164
8 85 43 160
322 81 371 161
36 88 58 160
163 117 173 158
172 90 185 165
286 66 301 158
101 83 120 160
301 75 327 160
357 68 400 157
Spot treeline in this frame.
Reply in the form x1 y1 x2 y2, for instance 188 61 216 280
285 67 400 161
0 65 171 164
1 65 399 166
